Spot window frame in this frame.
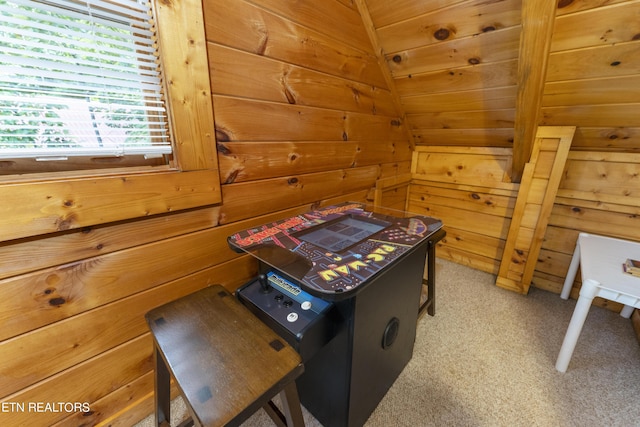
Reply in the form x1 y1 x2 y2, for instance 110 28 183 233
0 0 221 243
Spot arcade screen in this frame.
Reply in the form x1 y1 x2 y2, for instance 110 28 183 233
297 215 390 253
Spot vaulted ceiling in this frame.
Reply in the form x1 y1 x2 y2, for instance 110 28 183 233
357 0 640 182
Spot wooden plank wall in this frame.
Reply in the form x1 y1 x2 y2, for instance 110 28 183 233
0 1 411 425
373 173 412 212
393 0 640 307
542 0 640 149
207 0 412 218
365 0 521 147
365 0 640 151
409 146 518 274
533 152 640 310
408 144 640 314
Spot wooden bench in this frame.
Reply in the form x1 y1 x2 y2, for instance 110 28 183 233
145 284 305 427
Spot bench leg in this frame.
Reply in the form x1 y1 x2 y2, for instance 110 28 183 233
263 401 287 427
279 382 305 427
262 382 304 427
154 346 171 427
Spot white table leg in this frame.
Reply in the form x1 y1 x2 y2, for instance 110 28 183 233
556 278 599 373
620 305 634 318
561 240 581 300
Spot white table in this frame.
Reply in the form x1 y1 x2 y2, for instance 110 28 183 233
556 232 640 372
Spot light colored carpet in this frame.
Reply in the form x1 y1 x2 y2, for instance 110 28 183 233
135 258 640 427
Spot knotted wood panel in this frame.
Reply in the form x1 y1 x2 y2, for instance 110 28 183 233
496 126 575 294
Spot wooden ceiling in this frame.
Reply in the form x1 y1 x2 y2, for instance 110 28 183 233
356 0 640 181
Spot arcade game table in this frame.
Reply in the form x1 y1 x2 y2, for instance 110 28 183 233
228 202 445 427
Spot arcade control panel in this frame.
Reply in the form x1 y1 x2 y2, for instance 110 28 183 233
236 271 339 362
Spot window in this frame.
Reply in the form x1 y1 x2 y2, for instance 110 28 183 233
0 0 221 242
0 0 171 172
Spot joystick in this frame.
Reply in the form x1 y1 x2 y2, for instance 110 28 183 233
258 274 272 294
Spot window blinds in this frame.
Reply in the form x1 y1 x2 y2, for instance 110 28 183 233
0 0 171 160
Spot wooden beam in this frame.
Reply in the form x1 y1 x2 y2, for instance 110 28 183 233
353 0 416 149
512 0 557 182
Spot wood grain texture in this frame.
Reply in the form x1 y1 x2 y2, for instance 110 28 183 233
146 285 302 426
213 96 407 143
0 334 154 426
409 146 518 275
373 173 411 211
51 371 156 427
0 170 220 242
248 0 372 50
363 0 640 157
412 152 513 187
541 104 640 128
407 109 515 130
354 0 415 147
218 140 410 184
543 75 640 106
376 0 521 54
386 27 520 78
0 234 253 342
551 2 640 51
365 0 467 28
0 270 215 396
555 0 630 15
512 0 557 182
203 0 387 87
402 87 517 113
571 127 640 151
394 60 518 97
0 207 220 280
208 43 398 116
154 0 218 172
412 128 515 147
546 42 640 81
219 166 381 224
497 126 575 294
